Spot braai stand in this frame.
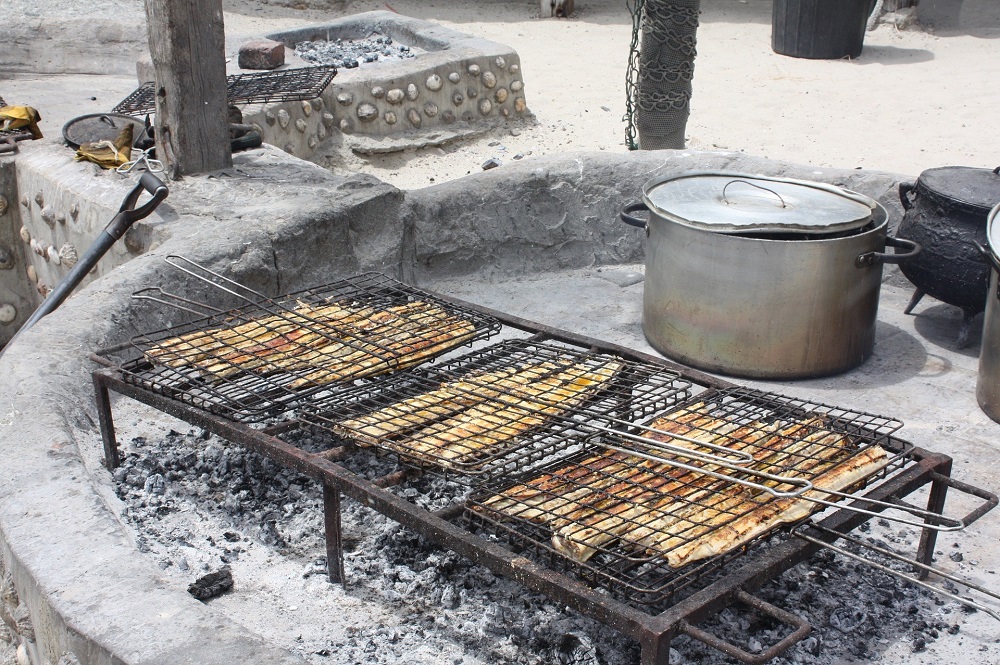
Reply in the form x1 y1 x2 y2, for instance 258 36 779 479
92 300 997 665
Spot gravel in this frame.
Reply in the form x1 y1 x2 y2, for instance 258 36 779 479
110 420 969 665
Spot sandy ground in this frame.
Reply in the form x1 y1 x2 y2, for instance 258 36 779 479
3 0 1000 190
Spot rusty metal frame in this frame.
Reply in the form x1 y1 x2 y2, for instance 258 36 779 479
90 295 996 665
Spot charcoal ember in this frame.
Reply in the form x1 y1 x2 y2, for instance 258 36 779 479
188 567 233 600
295 31 415 68
143 473 166 495
829 606 868 633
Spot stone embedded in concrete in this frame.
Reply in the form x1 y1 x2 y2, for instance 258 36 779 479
426 74 443 91
294 118 307 133
495 88 508 104
277 109 290 129
406 83 419 101
479 99 492 115
357 103 378 122
337 92 354 106
386 89 405 105
448 72 461 83
424 102 438 117
238 39 285 70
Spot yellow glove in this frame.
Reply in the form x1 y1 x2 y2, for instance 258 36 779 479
0 105 43 139
74 124 134 169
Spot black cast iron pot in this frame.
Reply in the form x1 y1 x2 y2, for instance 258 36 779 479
897 166 1000 347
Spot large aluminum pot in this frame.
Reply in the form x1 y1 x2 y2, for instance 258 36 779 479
621 172 920 379
976 204 1000 424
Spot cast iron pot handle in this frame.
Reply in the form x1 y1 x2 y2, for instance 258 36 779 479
898 181 916 211
678 589 811 665
856 235 921 268
620 201 649 234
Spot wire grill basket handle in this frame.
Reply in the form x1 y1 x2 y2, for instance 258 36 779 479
678 589 811 665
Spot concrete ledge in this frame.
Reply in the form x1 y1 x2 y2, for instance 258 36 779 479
0 149 913 663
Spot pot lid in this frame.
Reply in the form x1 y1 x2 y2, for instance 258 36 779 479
916 166 1000 215
62 113 145 150
643 172 876 235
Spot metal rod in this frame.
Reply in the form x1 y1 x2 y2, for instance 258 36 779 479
797 487 964 532
794 526 1000 623
323 483 345 585
131 287 226 317
587 421 755 465
917 471 951 578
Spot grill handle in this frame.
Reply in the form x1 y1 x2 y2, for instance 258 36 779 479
928 470 999 527
795 523 1000 623
678 589 811 665
619 201 650 236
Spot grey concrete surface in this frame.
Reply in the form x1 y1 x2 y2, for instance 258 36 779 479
1 146 998 665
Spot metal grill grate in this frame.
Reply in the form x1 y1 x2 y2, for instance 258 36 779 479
112 66 337 116
300 339 693 475
465 387 907 605
103 273 500 423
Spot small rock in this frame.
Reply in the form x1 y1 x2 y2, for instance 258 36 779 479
481 158 501 170
513 153 523 160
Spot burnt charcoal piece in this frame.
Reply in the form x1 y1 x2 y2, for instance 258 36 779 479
188 567 233 600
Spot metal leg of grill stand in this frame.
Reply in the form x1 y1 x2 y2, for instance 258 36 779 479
639 633 673 665
916 468 952 580
324 483 346 584
93 373 121 471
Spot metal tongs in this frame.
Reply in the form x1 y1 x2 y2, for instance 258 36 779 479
795 522 1000 623
585 428 966 533
117 147 164 174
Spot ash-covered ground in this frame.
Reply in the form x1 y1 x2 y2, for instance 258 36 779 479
295 32 417 69
110 417 976 665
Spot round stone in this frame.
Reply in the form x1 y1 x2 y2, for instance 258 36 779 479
56 213 66 225
448 72 461 84
41 206 56 227
452 92 464 106
317 123 327 140
34 192 43 207
58 243 78 268
509 63 520 74
277 109 290 128
336 92 354 106
26 265 36 283
311 97 324 111
467 64 481 77
70 204 79 220
442 110 455 124
294 118 307 133
357 103 378 122
407 108 422 127
482 72 497 89
339 119 352 133
479 99 493 115
511 80 523 92
0 303 15 325
308 136 318 148
514 97 527 113
426 74 443 91
20 195 29 208
467 87 478 99
386 88 405 104
264 110 277 126
301 100 313 116
371 86 385 99
321 112 335 128
406 83 419 101
19 227 29 243
494 88 508 103
0 195 7 216
384 111 397 125
424 102 439 117
495 56 506 69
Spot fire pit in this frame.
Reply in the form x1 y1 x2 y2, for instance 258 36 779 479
2 148 999 665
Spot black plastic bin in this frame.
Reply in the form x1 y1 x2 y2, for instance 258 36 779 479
772 0 874 59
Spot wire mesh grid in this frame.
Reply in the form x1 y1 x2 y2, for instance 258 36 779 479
112 67 337 116
464 387 909 606
299 339 694 476
104 273 500 423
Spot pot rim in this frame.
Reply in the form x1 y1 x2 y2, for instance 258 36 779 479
640 171 878 236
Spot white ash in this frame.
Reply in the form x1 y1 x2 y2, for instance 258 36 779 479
295 33 417 69
111 422 970 665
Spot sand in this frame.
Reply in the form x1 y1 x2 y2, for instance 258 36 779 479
4 0 1000 191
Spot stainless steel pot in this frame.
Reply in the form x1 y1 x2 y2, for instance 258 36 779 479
976 204 1000 424
621 172 920 379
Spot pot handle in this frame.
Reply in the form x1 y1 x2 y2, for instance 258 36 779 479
898 181 916 211
620 201 650 234
973 241 1000 274
856 235 921 268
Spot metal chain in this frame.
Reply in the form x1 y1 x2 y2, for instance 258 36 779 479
623 0 645 150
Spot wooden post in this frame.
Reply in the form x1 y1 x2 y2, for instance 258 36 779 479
145 0 232 179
